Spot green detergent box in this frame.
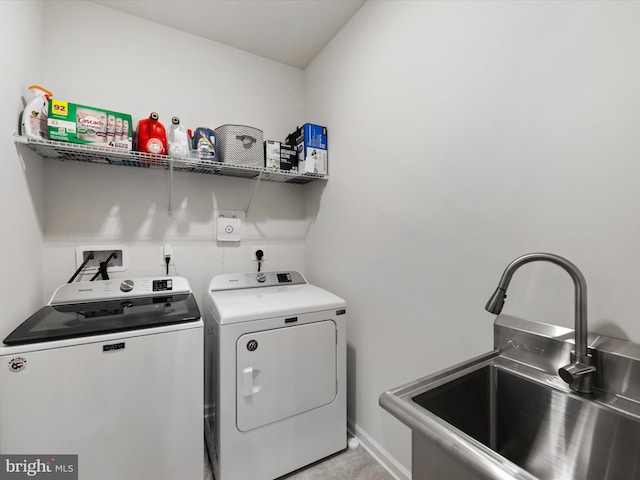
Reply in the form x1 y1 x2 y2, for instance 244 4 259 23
47 99 132 151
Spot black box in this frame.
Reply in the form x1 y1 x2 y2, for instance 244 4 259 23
280 144 298 171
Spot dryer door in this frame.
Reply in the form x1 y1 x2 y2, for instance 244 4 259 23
236 320 337 432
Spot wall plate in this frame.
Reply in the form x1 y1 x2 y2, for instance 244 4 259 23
217 216 242 242
251 246 266 261
75 245 128 273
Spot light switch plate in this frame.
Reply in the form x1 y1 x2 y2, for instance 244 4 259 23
217 216 242 242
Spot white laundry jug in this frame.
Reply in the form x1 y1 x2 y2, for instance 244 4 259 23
167 116 191 158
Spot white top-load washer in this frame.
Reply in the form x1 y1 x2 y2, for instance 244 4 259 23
0 277 203 480
204 271 347 480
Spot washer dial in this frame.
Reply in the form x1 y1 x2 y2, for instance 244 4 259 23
120 279 134 292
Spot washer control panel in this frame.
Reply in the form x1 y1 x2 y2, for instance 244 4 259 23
50 277 190 304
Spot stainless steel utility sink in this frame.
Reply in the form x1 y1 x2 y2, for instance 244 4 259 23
380 315 640 480
415 361 640 479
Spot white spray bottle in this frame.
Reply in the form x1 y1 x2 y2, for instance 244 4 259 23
167 116 191 158
21 85 53 139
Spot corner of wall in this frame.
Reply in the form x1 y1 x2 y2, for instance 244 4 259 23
0 0 46 336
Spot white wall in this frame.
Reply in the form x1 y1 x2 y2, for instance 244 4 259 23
304 0 640 474
0 1 45 340
39 1 309 308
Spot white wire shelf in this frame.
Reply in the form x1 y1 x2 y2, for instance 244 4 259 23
14 135 327 185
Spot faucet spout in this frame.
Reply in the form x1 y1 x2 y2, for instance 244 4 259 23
485 287 507 315
485 252 595 394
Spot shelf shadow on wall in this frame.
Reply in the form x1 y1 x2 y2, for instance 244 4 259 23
15 138 46 236
301 178 328 240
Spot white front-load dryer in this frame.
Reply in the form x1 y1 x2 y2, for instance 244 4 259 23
203 271 346 480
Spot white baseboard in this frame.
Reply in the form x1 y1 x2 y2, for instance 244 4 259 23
347 420 410 480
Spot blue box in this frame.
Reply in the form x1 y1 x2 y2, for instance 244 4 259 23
286 123 328 175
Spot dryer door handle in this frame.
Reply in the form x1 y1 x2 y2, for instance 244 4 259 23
242 367 259 397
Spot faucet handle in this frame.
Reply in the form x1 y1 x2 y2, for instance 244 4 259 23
558 351 596 394
558 362 596 382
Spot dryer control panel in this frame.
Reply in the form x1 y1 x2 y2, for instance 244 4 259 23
209 271 306 291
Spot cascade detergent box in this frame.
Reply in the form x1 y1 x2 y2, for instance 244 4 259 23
47 99 132 151
285 123 328 175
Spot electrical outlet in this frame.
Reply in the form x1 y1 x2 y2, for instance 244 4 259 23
76 245 128 273
160 244 175 266
251 246 266 261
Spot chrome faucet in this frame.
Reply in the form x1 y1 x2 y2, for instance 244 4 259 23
485 253 596 394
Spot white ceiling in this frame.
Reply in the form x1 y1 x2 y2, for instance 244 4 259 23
92 0 366 69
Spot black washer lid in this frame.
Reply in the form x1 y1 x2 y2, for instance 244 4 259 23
4 277 200 346
3 293 200 346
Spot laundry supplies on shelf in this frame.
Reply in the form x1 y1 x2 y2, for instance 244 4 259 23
286 123 328 175
264 140 298 172
21 85 53 140
47 99 132 151
136 112 167 155
192 126 217 161
167 116 191 158
14 88 328 185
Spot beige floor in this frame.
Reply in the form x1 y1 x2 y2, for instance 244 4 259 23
204 442 395 480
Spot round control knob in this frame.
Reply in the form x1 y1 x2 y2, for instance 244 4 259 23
120 279 134 292
256 273 266 283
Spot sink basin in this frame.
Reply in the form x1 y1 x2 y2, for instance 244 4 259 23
380 315 640 480
414 363 640 480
